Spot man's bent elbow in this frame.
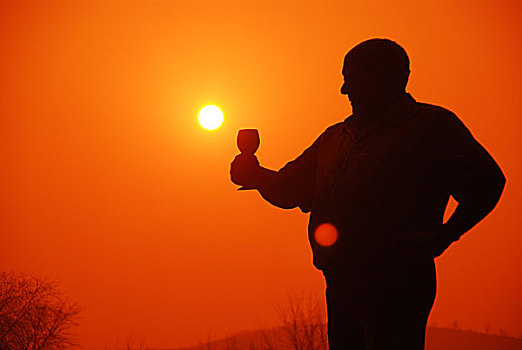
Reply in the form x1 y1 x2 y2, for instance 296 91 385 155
492 167 506 205
481 166 506 213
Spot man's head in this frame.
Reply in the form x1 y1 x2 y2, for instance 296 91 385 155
341 39 410 116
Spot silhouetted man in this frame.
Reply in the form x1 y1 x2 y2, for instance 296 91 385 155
230 38 505 350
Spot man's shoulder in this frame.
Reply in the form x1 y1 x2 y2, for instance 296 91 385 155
311 121 345 142
414 101 455 118
413 101 468 131
323 121 345 134
411 100 475 146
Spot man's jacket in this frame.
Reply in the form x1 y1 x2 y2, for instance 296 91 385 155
257 93 504 273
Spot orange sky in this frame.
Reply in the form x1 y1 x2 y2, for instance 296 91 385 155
1 1 521 348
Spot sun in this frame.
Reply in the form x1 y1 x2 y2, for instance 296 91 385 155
198 105 224 130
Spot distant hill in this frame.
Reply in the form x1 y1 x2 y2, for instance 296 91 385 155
168 326 522 350
426 327 522 350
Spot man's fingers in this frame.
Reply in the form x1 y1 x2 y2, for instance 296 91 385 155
230 155 243 184
230 154 252 185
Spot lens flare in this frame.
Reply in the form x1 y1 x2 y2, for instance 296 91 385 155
314 223 338 247
198 105 224 130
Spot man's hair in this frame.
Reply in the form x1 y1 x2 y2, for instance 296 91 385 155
346 38 410 89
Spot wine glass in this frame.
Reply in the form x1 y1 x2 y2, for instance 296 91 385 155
236 129 260 191
237 129 260 155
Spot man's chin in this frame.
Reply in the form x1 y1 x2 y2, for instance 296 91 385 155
350 102 360 116
350 100 373 116
348 100 356 114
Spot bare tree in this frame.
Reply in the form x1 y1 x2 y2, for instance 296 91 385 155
276 292 327 350
203 331 217 350
258 327 278 350
247 336 263 350
223 336 240 350
196 292 327 350
0 271 81 350
122 330 146 350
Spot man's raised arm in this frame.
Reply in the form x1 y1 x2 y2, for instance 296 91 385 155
230 136 320 213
